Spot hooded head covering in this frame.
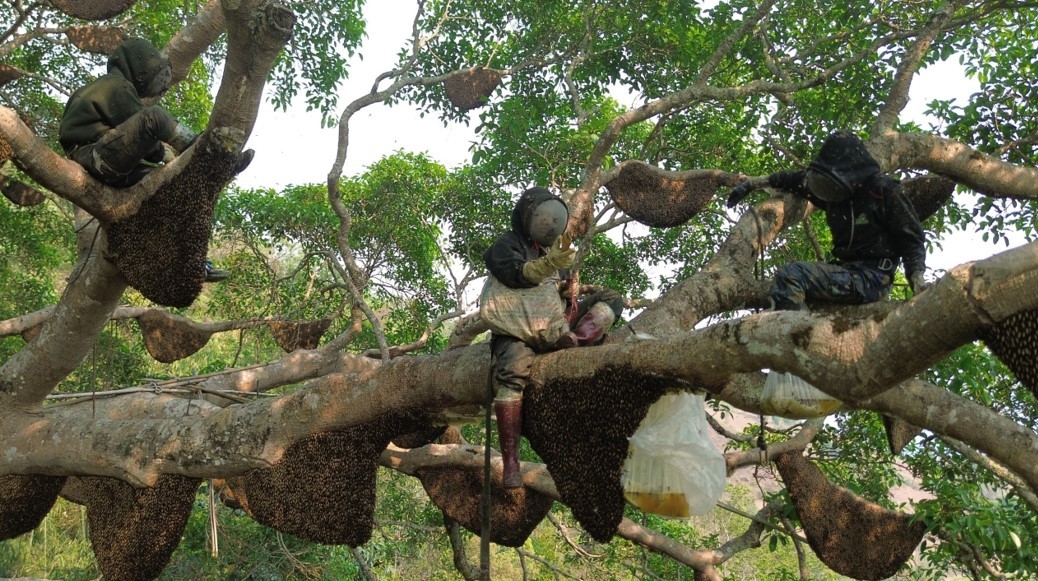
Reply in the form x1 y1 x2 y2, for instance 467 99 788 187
107 38 171 98
806 130 881 202
511 187 569 247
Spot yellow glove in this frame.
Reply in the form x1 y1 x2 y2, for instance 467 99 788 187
522 241 576 284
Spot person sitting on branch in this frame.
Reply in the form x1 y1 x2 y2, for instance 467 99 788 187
482 186 623 488
58 37 253 283
725 130 929 311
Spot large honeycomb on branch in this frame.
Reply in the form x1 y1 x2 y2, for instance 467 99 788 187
980 309 1038 398
267 318 332 352
136 309 213 363
0 175 46 207
62 474 200 581
901 174 956 221
0 475 67 540
51 0 136 20
105 136 239 307
223 410 428 546
774 451 925 580
0 133 11 163
66 25 127 55
415 426 552 547
443 67 502 111
605 161 737 228
881 414 921 456
523 365 671 541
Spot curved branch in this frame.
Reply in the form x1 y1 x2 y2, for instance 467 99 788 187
872 0 967 134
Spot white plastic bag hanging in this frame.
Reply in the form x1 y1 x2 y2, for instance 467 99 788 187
759 371 843 419
621 392 727 518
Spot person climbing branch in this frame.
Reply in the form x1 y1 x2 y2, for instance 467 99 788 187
481 186 623 488
58 37 253 283
726 130 929 311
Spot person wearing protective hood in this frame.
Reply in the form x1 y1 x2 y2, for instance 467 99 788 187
725 130 929 310
59 37 252 282
482 187 623 488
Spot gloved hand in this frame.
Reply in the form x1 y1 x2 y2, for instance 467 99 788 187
522 241 576 284
908 271 930 295
725 180 755 208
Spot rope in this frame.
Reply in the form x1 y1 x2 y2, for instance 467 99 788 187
479 364 494 578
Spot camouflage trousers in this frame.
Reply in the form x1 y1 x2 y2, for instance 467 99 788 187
770 260 894 311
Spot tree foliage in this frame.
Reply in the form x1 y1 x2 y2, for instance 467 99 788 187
2 0 1038 579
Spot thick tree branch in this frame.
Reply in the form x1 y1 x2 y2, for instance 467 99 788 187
0 249 126 409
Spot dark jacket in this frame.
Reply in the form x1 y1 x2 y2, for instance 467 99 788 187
483 187 561 289
769 169 927 277
59 39 170 154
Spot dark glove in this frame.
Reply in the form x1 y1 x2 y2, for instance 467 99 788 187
725 181 755 208
768 169 807 191
908 271 930 295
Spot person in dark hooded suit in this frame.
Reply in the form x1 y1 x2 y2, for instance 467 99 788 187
726 130 929 310
59 37 252 282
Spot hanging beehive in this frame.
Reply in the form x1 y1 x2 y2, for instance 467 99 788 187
443 67 502 111
136 309 213 363
390 423 449 449
267 317 333 352
774 451 926 580
223 410 427 546
901 174 956 221
980 309 1038 398
417 424 554 547
0 134 11 163
0 65 23 88
523 365 671 542
63 474 200 581
0 175 47 207
0 475 67 540
104 133 239 307
51 0 137 20
66 25 127 55
882 414 922 456
605 161 736 228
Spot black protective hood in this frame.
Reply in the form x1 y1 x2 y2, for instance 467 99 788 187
107 38 170 97
808 130 882 198
510 186 567 243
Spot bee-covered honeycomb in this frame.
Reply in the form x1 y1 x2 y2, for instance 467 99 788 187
605 161 737 228
104 137 238 307
0 475 67 540
66 25 127 55
136 309 213 363
980 310 1038 399
443 67 502 111
267 318 333 352
522 365 671 542
51 0 137 21
63 474 201 581
900 174 955 221
223 410 428 546
416 426 552 547
774 451 926 580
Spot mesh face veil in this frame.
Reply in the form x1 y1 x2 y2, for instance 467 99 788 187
806 164 853 202
528 198 569 246
143 62 172 98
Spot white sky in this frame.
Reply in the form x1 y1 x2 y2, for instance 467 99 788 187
236 1 1028 279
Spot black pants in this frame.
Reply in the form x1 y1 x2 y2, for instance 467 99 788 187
69 106 178 187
